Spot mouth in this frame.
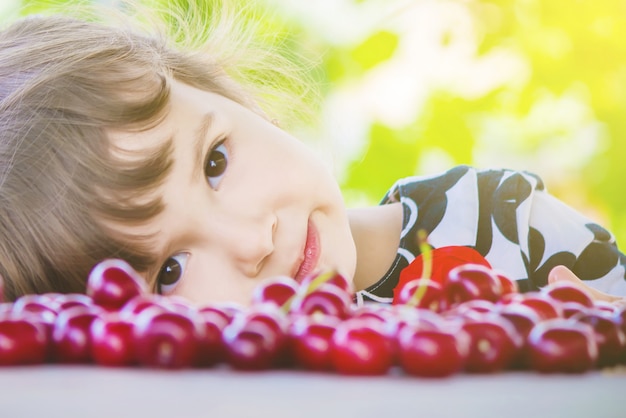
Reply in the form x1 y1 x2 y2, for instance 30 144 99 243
293 218 320 283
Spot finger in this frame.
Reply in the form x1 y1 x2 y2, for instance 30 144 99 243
548 265 623 304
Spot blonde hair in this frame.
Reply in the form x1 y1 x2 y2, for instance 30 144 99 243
0 0 316 300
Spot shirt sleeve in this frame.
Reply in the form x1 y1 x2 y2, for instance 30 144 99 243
470 167 626 295
361 165 626 304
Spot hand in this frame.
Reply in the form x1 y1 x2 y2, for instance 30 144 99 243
548 265 626 309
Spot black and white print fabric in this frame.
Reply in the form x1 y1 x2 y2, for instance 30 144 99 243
356 165 626 305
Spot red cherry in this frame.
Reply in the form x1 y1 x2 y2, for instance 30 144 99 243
301 270 354 294
517 292 564 321
446 263 503 306
494 271 519 296
497 292 524 305
574 310 626 368
0 303 11 316
251 276 299 308
55 294 94 312
451 299 497 320
155 302 224 367
392 305 445 333
6 306 58 361
560 301 590 319
7 294 60 360
133 306 203 369
245 306 289 336
350 305 402 344
0 316 48 365
87 258 147 311
52 305 102 363
290 283 352 319
496 303 542 369
288 314 339 371
388 306 447 363
222 315 284 371
194 309 228 367
612 307 626 363
350 304 396 324
527 319 597 373
12 294 59 322
90 312 136 367
244 306 290 367
395 278 445 312
613 306 626 336
397 325 469 377
119 294 169 318
542 282 594 308
214 303 246 318
331 318 394 375
461 314 522 373
593 300 619 315
197 304 237 327
496 303 541 340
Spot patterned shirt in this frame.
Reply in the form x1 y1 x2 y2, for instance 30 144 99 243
355 165 626 305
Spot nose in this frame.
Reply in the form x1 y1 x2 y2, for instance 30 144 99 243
216 211 276 278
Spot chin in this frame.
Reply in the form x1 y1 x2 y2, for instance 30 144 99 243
327 244 358 287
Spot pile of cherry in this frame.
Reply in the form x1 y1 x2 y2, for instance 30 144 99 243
1 258 625 377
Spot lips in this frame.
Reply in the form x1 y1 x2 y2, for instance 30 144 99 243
293 219 320 283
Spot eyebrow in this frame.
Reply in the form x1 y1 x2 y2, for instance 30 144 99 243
193 112 215 180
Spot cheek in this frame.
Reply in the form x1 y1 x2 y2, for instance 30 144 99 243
170 258 257 306
255 135 327 179
319 212 357 283
338 226 358 282
175 279 256 307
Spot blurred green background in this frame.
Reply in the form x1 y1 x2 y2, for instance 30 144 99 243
3 0 626 246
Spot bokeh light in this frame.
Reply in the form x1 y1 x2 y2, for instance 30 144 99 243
3 0 626 246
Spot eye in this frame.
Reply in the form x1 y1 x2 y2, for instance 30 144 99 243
204 140 228 189
156 253 189 294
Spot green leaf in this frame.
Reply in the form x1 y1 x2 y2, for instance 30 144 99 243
350 30 399 72
343 122 420 204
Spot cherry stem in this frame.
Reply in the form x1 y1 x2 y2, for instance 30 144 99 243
409 229 433 307
279 270 336 314
305 270 336 294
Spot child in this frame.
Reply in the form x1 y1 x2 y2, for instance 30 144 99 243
0 1 624 307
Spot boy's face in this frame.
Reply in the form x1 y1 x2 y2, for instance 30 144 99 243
106 80 356 305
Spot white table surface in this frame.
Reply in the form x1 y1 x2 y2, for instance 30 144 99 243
0 365 624 418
